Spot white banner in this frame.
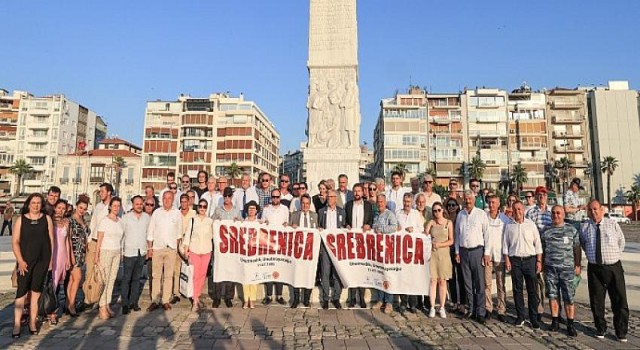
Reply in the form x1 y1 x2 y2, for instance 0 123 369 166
213 220 321 288
319 230 432 295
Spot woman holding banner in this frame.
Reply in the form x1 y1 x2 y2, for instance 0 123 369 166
182 199 214 312
242 201 260 309
425 202 454 318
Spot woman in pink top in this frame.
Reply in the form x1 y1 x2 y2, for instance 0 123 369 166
50 200 71 324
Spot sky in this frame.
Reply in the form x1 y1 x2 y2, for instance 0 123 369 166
2 1 639 153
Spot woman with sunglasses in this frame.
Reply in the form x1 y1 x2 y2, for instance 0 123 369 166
367 184 379 217
444 197 466 314
425 202 454 318
182 199 214 312
242 200 261 309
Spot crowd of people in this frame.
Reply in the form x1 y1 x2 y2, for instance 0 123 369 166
9 170 629 343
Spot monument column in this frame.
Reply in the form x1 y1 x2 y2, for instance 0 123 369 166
304 0 361 191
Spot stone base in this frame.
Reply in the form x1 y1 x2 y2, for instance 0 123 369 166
303 147 360 194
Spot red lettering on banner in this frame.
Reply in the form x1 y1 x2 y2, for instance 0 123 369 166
402 235 413 264
365 234 376 260
293 231 304 258
277 231 287 255
384 235 394 264
346 232 355 260
219 225 229 253
268 230 276 254
395 235 401 264
247 228 257 256
326 234 336 256
336 234 346 260
303 232 314 260
355 233 365 259
414 238 424 265
229 225 238 254
376 234 383 263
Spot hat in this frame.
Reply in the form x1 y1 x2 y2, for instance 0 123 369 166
244 200 260 213
570 178 584 189
535 186 548 195
223 187 234 197
423 175 434 182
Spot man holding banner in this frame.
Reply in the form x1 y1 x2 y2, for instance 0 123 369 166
318 190 346 309
344 184 373 309
371 193 399 314
396 192 423 314
261 189 290 306
288 194 318 308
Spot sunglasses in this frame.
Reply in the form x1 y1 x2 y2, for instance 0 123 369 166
281 180 290 183
368 187 377 191
198 204 208 208
423 181 433 184
447 203 458 208
433 209 443 213
169 187 177 190
299 187 307 190
182 180 190 183
145 203 155 207
272 196 280 199
224 194 233 198
261 179 270 182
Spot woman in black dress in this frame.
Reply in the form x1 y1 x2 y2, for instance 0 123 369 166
12 193 54 337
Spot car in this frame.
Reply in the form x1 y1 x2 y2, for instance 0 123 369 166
605 212 631 224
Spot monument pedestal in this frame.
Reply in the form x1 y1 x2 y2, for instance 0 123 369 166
304 147 360 193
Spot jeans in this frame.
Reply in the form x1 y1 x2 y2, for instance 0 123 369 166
1 219 11 235
377 290 393 304
121 254 146 307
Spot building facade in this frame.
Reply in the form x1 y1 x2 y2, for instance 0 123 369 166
15 94 101 194
427 92 465 186
280 149 305 184
587 81 640 204
0 90 26 194
141 93 280 191
56 137 142 205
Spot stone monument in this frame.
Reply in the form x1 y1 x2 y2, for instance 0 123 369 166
304 0 361 192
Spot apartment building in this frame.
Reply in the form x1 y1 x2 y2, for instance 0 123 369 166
462 88 509 187
0 90 27 194
141 93 280 191
587 81 640 204
373 86 429 183
508 85 548 189
546 87 590 193
56 137 142 205
280 149 305 184
427 93 465 185
15 94 101 194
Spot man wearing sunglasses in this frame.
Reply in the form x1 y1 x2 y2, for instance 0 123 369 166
211 187 241 308
447 178 464 206
420 174 442 211
261 189 289 306
255 172 273 217
318 190 346 309
470 179 486 210
279 174 293 208
289 182 316 213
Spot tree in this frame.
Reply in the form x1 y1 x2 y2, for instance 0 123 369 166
554 157 574 192
9 159 33 195
112 156 127 196
625 185 640 221
226 162 243 181
511 162 528 192
392 162 408 179
601 156 619 211
469 155 486 180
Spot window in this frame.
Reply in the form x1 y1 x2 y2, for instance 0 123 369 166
90 165 105 180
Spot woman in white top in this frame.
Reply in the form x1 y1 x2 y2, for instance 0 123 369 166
95 197 124 320
183 199 214 311
242 201 260 309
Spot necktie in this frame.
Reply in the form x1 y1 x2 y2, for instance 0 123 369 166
595 223 603 265
304 213 309 228
242 190 247 218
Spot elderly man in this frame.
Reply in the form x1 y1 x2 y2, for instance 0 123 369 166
255 172 273 216
580 200 628 341
420 174 442 210
504 202 543 329
455 190 489 324
201 176 222 217
279 174 293 208
147 191 183 312
211 187 241 308
483 194 510 322
261 188 289 305
289 194 318 308
336 174 354 208
396 192 423 313
173 193 195 304
526 186 553 323
318 190 346 309
372 194 399 314
542 205 581 336
232 173 259 218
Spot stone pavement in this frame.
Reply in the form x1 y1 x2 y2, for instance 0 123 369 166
1 289 640 350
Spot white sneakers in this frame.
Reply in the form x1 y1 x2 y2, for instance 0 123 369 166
428 307 436 318
428 307 447 318
439 307 447 319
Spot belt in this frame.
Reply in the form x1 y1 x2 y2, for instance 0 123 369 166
509 255 536 261
91 238 97 242
461 246 483 251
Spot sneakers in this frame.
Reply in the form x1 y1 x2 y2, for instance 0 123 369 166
595 331 605 339
439 308 447 319
428 307 436 318
514 317 525 327
619 337 628 343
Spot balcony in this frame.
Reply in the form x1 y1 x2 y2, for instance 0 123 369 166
429 114 461 124
125 179 134 185
434 156 464 162
73 178 82 184
551 100 583 109
572 160 589 168
552 115 585 124
552 130 584 138
475 115 501 123
554 145 584 153
90 176 104 183
485 159 502 167
471 129 507 137
59 177 69 184
519 142 547 150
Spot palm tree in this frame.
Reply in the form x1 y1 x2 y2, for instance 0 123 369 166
112 156 127 196
601 156 619 211
511 162 528 192
554 157 574 192
226 162 243 183
392 162 409 179
9 159 33 195
469 155 486 180
625 185 640 221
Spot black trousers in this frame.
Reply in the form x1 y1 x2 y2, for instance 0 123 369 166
212 282 235 301
264 282 284 297
510 256 538 322
292 288 312 303
347 288 366 305
587 261 629 338
399 295 418 309
448 247 467 306
121 255 146 306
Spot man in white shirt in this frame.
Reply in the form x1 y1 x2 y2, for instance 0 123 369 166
387 170 410 212
261 189 290 305
336 174 354 208
201 176 222 217
503 201 543 329
120 196 151 314
232 173 259 218
395 192 422 313
289 182 316 213
278 174 293 208
318 190 346 309
420 175 442 209
455 190 489 324
146 191 183 312
158 171 176 201
482 195 510 323
85 183 113 307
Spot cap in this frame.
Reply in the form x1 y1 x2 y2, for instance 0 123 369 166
223 187 234 197
423 174 433 182
535 186 548 195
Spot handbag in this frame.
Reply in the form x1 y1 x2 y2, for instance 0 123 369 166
178 218 195 263
38 272 58 316
11 263 18 288
83 264 105 305
179 261 195 298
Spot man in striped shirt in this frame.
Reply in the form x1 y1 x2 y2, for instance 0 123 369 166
526 186 552 322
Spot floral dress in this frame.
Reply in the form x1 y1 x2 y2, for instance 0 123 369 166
69 217 88 267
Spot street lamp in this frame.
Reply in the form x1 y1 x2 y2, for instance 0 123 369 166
431 132 437 179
